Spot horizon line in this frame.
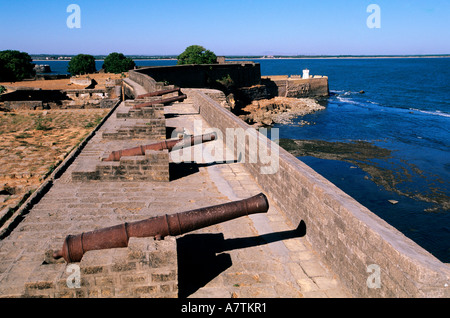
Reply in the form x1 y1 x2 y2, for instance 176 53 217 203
28 53 450 59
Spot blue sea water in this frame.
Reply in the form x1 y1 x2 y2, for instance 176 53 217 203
259 58 450 262
35 58 450 262
33 59 178 75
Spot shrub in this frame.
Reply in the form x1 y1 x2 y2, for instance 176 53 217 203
67 54 97 76
177 45 217 65
0 50 35 82
102 52 135 73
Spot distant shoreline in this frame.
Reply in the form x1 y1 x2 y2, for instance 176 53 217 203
32 55 450 62
230 55 450 60
32 58 178 62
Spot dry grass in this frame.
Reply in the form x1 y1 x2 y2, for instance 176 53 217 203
0 109 109 212
0 73 124 91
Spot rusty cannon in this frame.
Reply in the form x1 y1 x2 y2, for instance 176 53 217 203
137 87 181 99
52 193 269 263
132 94 187 110
102 132 217 162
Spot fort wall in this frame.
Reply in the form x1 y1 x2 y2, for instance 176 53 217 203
0 88 121 110
262 75 329 98
132 62 261 89
190 90 449 298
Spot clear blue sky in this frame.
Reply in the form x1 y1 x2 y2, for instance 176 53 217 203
1 0 449 56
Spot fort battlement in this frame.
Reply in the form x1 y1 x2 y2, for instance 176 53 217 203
189 88 449 298
0 64 447 298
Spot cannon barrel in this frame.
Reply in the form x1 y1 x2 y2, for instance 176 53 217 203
53 193 269 263
137 88 181 99
132 94 187 109
103 132 217 162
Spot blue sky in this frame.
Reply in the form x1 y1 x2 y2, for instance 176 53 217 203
1 0 449 56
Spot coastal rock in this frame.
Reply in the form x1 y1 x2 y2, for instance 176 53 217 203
34 65 51 73
239 97 325 126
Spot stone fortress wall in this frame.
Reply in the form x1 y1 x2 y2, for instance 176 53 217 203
1 62 448 298
189 89 449 298
130 63 449 297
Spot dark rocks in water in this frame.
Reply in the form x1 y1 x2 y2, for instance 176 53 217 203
34 65 51 73
279 138 450 212
278 139 391 161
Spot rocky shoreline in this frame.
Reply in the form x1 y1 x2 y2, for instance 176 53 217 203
238 97 325 127
278 138 450 213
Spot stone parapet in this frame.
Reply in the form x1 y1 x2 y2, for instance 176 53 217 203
101 121 166 141
24 237 178 298
72 149 170 182
262 76 329 98
190 89 450 298
116 104 165 119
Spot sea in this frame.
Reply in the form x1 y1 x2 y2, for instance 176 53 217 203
34 57 450 262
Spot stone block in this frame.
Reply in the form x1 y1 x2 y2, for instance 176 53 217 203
23 237 178 298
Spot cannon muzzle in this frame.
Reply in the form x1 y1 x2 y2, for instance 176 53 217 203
137 88 181 99
52 193 269 263
103 132 217 162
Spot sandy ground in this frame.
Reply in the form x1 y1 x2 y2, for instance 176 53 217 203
0 108 110 213
0 73 125 91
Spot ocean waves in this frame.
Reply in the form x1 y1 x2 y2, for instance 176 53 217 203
331 90 450 118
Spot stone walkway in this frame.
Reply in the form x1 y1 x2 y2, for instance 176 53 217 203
0 94 352 298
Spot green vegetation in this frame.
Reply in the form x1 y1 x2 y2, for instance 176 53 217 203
34 116 52 131
177 45 217 65
84 114 104 128
216 74 234 89
0 50 35 82
67 54 96 76
102 52 136 73
0 85 6 94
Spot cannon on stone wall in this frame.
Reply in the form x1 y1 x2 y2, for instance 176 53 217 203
137 87 182 99
132 94 187 109
51 193 269 263
102 132 217 162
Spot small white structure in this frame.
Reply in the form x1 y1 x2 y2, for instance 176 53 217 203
302 69 310 79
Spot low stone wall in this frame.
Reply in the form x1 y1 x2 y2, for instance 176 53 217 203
24 237 178 298
90 150 170 182
190 90 450 298
3 100 43 110
262 76 329 98
101 121 166 140
130 62 261 90
127 71 164 96
0 88 121 110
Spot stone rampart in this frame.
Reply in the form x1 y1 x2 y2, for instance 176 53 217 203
127 71 165 97
25 237 178 298
190 89 449 298
262 75 329 98
130 62 261 89
0 88 120 110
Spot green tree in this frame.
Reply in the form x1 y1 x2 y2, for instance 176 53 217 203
67 54 97 76
102 52 136 73
177 45 218 65
0 50 35 82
